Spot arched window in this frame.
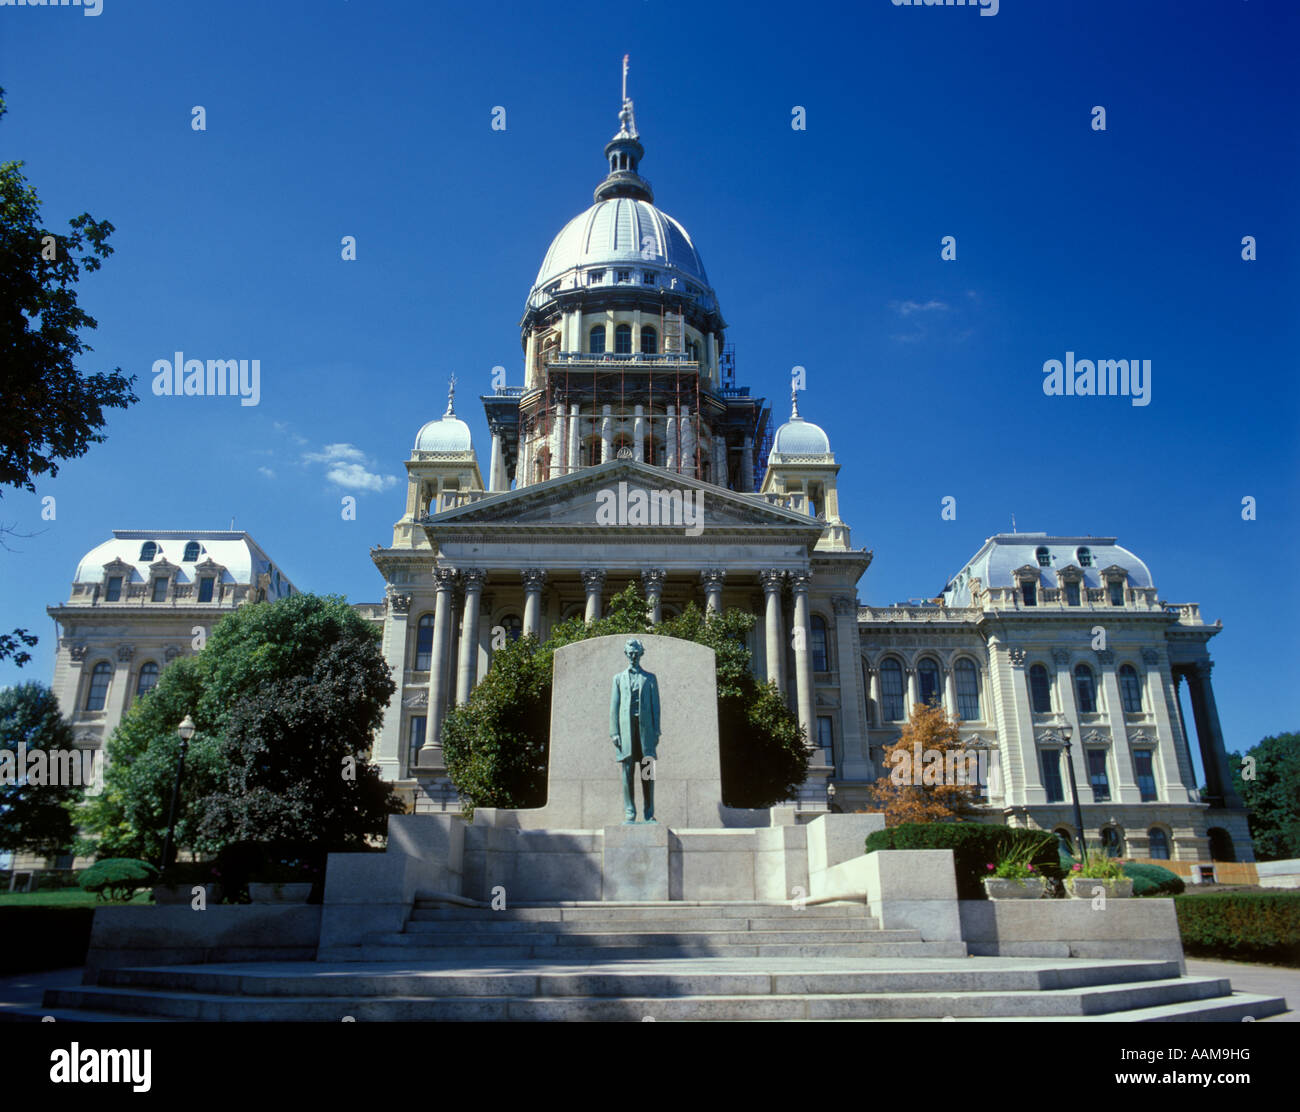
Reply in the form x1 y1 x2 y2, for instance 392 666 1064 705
1077 546 1093 568
85 661 112 711
1100 826 1125 857
589 324 606 354
414 614 435 671
955 659 980 720
1073 663 1097 714
880 658 905 721
640 326 657 355
583 435 602 467
810 616 829 672
614 323 632 355
917 658 941 705
499 614 522 643
1035 546 1051 567
1147 828 1170 860
1029 664 1052 713
139 541 157 561
182 541 201 562
1118 664 1143 713
135 661 160 698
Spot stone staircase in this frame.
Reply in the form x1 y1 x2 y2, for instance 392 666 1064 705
14 901 1290 1021
317 900 969 962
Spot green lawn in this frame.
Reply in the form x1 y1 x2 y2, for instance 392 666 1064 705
0 888 152 907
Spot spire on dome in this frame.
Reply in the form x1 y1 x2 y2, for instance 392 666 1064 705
791 386 801 420
445 374 457 417
594 55 654 204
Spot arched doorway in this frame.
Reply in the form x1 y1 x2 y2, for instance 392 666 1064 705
1207 827 1235 862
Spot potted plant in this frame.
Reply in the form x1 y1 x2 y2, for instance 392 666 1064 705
248 859 314 903
153 860 222 905
1066 852 1134 898
981 844 1049 899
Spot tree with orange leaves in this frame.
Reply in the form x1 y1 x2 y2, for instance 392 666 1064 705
865 701 988 826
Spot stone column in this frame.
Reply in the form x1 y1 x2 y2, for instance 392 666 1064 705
1173 671 1201 801
551 405 566 477
680 405 695 478
700 568 725 615
1052 649 1090 798
105 645 135 733
1145 648 1195 802
665 405 678 471
760 569 786 694
904 664 918 721
790 570 816 746
633 405 645 462
1097 650 1140 803
455 569 486 705
377 591 411 777
1004 644 1044 807
488 425 505 492
521 568 547 639
582 568 606 623
600 405 613 462
568 403 581 471
740 434 754 492
418 567 458 765
831 596 870 778
713 437 727 487
1187 661 1244 809
641 568 666 625
944 664 959 719
867 663 882 728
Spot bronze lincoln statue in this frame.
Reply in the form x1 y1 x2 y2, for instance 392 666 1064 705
609 638 661 823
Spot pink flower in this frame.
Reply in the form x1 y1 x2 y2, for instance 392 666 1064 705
1071 863 1082 871
1028 865 1035 871
986 863 995 870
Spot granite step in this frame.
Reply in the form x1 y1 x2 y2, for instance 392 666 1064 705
403 916 882 933
40 975 1250 1021
323 941 975 961
409 902 870 921
364 928 923 948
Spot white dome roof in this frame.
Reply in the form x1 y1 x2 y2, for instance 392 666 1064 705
770 393 832 461
415 413 472 453
528 197 712 307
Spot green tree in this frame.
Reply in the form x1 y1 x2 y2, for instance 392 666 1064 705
442 582 808 811
1231 732 1300 861
0 88 137 666
0 683 81 857
78 595 401 861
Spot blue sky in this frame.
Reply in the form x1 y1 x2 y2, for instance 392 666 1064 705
1 0 1296 760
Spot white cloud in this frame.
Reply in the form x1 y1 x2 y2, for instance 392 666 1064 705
302 443 367 465
324 462 397 493
891 299 950 316
258 466 276 479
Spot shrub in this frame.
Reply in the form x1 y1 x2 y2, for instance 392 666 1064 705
1175 892 1300 965
76 858 158 902
1122 861 1185 897
865 822 1061 899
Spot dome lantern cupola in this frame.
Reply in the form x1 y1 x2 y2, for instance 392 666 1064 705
594 55 654 204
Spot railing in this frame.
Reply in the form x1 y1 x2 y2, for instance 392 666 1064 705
547 351 700 367
858 605 983 623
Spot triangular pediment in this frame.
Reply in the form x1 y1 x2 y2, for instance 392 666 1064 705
423 460 823 533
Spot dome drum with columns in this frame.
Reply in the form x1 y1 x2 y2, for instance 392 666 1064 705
360 63 1255 867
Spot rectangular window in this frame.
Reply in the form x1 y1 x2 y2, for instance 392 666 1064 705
1021 582 1037 606
198 576 215 603
642 271 655 285
1109 582 1124 606
1065 581 1081 606
616 270 630 283
1086 748 1111 801
408 715 427 767
881 665 905 721
104 576 122 602
816 716 833 758
587 270 604 285
1040 749 1064 803
956 664 980 720
151 577 169 602
1134 750 1157 802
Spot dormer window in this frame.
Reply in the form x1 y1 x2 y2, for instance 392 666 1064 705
1077 546 1093 567
140 541 157 561
1109 582 1124 606
1035 546 1051 567
104 576 123 602
151 577 169 602
1022 581 1037 606
198 576 215 603
183 541 201 561
1065 581 1081 606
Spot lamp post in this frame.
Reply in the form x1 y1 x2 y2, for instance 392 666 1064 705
826 781 840 814
1060 724 1087 863
160 714 195 871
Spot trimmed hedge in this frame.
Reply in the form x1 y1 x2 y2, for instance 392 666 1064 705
1123 862 1185 897
1175 892 1300 965
865 823 1061 899
77 858 158 902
